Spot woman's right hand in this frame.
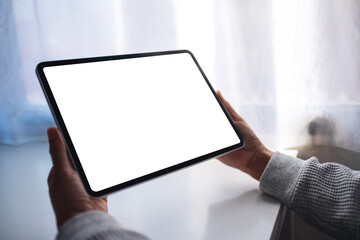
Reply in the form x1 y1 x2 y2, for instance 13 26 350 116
216 91 273 180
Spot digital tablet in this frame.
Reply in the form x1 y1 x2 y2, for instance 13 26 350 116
36 50 244 197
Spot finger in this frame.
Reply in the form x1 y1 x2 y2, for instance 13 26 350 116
47 127 73 171
47 166 55 186
216 91 244 121
66 151 76 171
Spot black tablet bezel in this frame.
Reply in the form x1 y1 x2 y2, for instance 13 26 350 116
36 50 244 197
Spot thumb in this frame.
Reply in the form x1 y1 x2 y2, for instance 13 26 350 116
47 127 74 171
216 91 244 122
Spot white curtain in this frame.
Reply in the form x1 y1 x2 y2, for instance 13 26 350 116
1 0 360 152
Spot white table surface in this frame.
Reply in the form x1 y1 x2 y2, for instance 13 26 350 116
0 141 281 240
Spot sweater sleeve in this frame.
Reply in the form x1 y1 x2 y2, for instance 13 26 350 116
56 211 150 240
260 151 360 239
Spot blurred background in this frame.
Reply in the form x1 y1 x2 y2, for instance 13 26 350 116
1 0 360 239
1 0 360 151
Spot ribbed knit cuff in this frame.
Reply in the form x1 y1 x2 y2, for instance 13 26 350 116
259 151 306 204
57 211 149 240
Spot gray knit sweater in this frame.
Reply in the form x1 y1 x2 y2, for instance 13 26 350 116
57 152 360 239
260 152 360 239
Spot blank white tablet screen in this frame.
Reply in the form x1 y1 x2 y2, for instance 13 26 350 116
44 52 241 192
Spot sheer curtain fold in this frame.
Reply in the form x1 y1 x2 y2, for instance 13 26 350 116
0 0 39 145
1 0 360 152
